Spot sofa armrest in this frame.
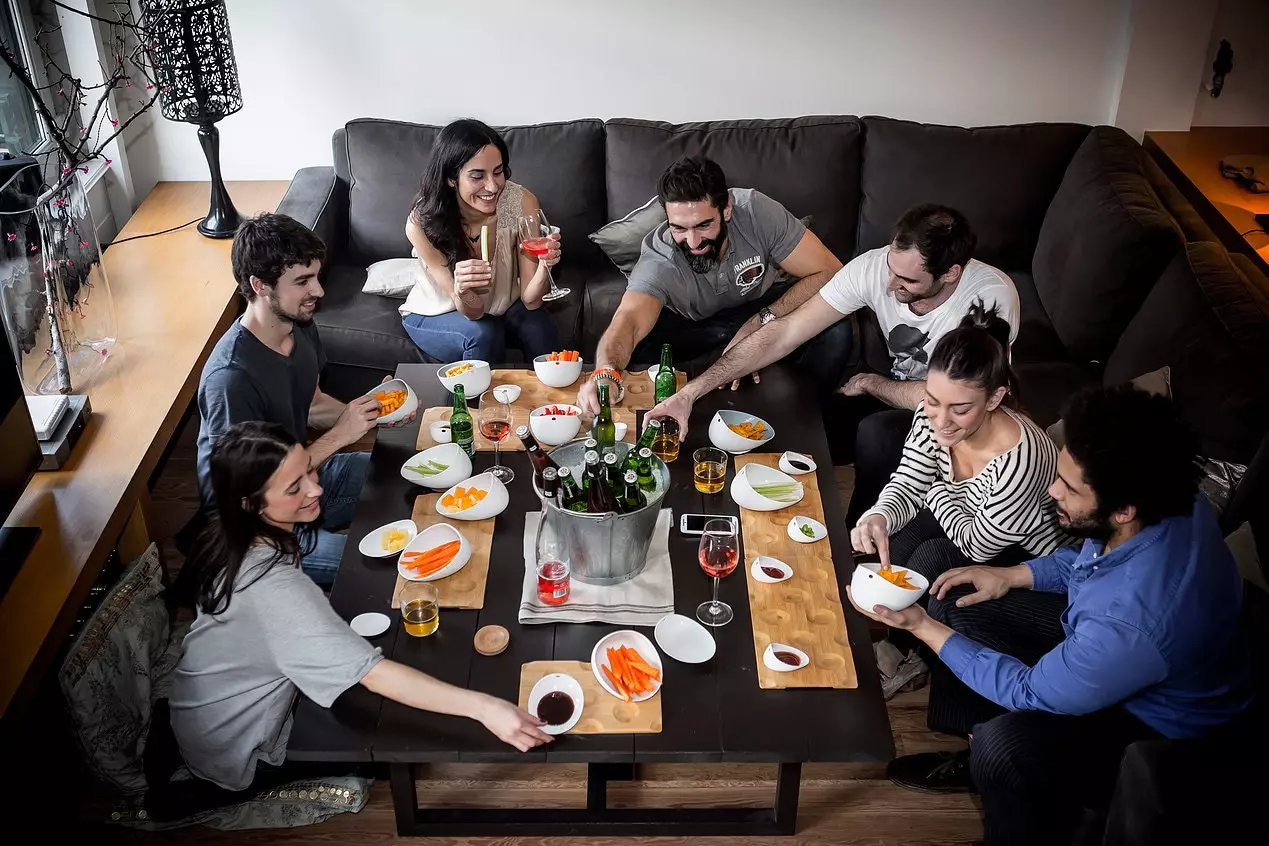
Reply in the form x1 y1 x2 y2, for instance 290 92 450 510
277 166 347 260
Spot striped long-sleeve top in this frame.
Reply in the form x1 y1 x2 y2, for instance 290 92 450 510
861 404 1068 562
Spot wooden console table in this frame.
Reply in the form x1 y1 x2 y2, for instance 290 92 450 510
1145 126 1269 273
0 181 289 721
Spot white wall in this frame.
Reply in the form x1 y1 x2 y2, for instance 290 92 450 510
129 0 1139 188
1192 0 1269 126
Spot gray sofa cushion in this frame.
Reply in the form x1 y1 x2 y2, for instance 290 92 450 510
343 118 608 268
1105 242 1269 464
1009 270 1070 366
604 117 862 262
1032 126 1182 365
857 117 1089 268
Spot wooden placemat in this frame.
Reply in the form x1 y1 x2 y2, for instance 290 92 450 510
620 368 686 410
482 367 687 411
415 404 639 452
389 495 495 610
733 453 858 690
517 661 662 735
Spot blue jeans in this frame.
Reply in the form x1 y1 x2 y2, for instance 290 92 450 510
402 299 561 362
298 450 370 586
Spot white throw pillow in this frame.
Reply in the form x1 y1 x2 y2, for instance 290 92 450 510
362 257 419 298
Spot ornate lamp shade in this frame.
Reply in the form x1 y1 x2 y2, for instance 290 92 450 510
141 0 243 238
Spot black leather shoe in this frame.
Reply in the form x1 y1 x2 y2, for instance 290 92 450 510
886 750 975 793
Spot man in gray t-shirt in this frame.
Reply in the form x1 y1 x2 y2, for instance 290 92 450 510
578 157 849 415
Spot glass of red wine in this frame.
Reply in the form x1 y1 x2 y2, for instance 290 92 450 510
478 390 514 484
517 209 569 301
697 518 738 627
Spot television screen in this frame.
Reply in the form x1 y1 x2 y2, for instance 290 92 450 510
0 329 39 524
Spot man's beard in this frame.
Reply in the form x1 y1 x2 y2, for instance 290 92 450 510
894 275 948 304
677 216 728 274
268 291 317 326
1054 501 1114 540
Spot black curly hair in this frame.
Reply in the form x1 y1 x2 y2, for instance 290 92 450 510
1062 385 1200 527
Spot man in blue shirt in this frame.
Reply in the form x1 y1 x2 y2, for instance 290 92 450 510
850 385 1253 845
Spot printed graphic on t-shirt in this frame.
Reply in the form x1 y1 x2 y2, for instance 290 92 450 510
888 324 932 380
734 256 766 294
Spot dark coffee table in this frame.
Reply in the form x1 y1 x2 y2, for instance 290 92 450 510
287 362 892 836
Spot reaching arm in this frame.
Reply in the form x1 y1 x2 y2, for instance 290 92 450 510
516 189 560 309
578 291 663 416
858 409 932 535
841 373 926 410
362 660 551 752
725 230 842 350
308 386 379 467
406 216 489 320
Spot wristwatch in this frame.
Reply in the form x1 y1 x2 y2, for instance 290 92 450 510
758 307 777 326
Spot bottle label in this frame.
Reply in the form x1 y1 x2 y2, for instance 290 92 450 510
455 435 474 456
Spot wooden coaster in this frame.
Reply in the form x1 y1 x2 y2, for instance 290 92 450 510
733 453 858 690
517 661 662 735
389 496 494 610
474 625 510 656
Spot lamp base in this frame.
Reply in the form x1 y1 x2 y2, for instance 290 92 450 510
197 122 242 239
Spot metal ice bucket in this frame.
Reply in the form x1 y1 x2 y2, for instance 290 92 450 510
532 440 671 585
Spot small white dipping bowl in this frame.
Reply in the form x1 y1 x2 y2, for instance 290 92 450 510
492 383 521 404
533 354 584 388
437 359 491 396
396 522 471 582
730 463 804 512
357 519 418 558
528 672 585 735
529 404 582 446
708 409 776 454
850 562 930 612
435 472 509 521
400 442 472 490
364 378 418 426
763 642 809 672
751 555 793 583
428 421 452 443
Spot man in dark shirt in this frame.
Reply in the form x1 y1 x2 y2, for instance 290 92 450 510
851 385 1253 845
196 214 410 585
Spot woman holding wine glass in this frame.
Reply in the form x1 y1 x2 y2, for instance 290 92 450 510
400 119 564 363
698 518 739 626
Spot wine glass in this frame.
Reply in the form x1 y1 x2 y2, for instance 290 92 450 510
697 518 739 627
478 390 515 484
518 208 570 301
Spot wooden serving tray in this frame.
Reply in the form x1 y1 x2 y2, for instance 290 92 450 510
733 453 858 690
415 404 638 452
481 367 687 411
389 495 495 610
517 660 662 735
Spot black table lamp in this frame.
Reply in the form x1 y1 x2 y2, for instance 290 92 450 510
142 0 243 238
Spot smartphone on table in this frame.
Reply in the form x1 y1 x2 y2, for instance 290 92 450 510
679 514 739 536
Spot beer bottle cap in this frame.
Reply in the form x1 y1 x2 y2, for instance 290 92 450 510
603 452 618 465
639 447 653 458
625 470 638 482
515 425 530 438
542 467 558 480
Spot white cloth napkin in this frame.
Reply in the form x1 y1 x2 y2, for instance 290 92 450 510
519 509 675 626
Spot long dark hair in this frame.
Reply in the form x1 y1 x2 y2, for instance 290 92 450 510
411 119 511 270
185 422 311 615
928 299 1019 407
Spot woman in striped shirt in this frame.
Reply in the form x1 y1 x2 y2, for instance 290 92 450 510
850 301 1067 582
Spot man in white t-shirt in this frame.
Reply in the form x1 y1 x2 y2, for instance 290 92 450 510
648 204 1019 519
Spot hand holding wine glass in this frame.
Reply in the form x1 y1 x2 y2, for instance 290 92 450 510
478 390 515 484
518 209 569 301
697 519 739 627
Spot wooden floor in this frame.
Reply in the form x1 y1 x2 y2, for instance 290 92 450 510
108 415 982 844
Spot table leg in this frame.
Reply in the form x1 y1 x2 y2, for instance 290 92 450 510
774 761 802 834
390 763 418 835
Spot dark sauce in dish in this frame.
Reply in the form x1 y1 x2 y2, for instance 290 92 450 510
788 459 811 472
774 650 802 667
761 566 785 579
536 690 575 725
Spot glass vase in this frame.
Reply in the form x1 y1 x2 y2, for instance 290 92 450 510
0 173 116 395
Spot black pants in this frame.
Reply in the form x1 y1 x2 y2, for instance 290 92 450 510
887 508 1031 582
841 398 912 525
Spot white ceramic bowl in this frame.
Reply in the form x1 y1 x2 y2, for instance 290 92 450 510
437 359 492 396
492 383 521 404
435 471 509 521
653 614 715 664
527 672 585 735
788 516 827 544
357 519 418 558
778 451 817 476
850 562 930 612
529 404 582 446
400 443 472 490
365 378 418 426
591 630 663 702
397 522 471 582
763 642 809 672
708 409 776 454
428 420 452 444
751 555 793 583
729 463 804 512
532 354 584 388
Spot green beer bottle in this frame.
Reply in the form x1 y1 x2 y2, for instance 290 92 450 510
450 384 474 457
558 467 588 512
620 469 646 513
654 344 677 403
636 446 656 492
592 383 616 454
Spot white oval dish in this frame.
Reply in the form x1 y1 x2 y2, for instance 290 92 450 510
400 442 472 490
437 359 491 396
708 409 776 454
529 404 582 446
365 378 418 427
357 519 418 558
730 463 804 512
778 451 817 476
788 516 827 543
590 630 664 702
397 523 471 582
532 354 584 388
428 421 452 443
763 642 809 672
654 614 715 664
350 612 390 638
751 555 793 583
435 472 509 521
850 562 930 612
527 672 585 736
492 383 521 404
